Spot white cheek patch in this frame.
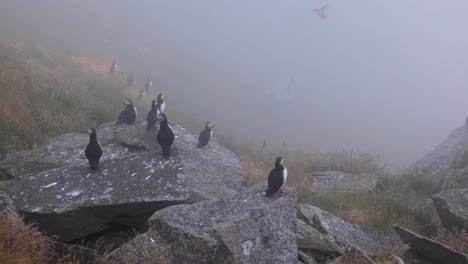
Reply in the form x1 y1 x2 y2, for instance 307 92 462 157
134 107 138 116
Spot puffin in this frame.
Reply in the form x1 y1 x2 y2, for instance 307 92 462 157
85 128 103 172
265 156 288 197
127 73 134 87
314 4 330 20
197 121 215 149
156 93 166 113
146 99 159 131
156 113 175 156
145 76 152 92
116 99 137 125
108 59 117 74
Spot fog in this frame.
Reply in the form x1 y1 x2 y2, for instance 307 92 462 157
1 0 468 168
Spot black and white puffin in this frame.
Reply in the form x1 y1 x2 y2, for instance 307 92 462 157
197 121 215 149
156 93 165 113
265 156 288 197
145 76 152 92
116 99 137 125
127 73 134 87
146 99 159 131
85 128 103 172
156 113 174 156
108 59 117 74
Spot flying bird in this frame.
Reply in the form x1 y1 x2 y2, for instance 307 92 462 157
314 4 330 20
265 157 288 197
85 128 102 172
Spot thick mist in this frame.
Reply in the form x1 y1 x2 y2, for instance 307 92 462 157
1 0 468 168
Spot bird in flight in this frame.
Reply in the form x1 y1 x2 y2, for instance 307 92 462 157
314 4 330 20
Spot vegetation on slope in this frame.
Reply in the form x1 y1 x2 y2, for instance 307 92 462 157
0 41 130 160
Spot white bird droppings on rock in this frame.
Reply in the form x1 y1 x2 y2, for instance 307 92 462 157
42 182 57 188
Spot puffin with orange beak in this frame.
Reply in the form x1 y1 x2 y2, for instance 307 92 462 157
146 99 159 131
156 113 174 156
197 121 215 149
85 128 103 172
265 157 288 197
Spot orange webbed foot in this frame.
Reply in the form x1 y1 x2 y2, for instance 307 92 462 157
208 144 214 150
280 188 288 193
155 124 160 129
98 160 103 164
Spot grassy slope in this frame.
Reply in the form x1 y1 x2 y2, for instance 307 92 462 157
0 41 466 262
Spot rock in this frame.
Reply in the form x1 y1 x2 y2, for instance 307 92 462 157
297 204 393 258
0 121 245 242
296 218 343 255
393 196 442 227
309 171 379 193
0 190 15 213
394 225 468 264
108 184 298 264
432 188 468 232
409 124 468 180
298 250 318 264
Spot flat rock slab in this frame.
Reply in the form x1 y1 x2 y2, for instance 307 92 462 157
432 188 468 232
309 171 379 193
0 120 246 242
108 184 298 264
0 153 188 242
297 204 392 258
394 225 468 264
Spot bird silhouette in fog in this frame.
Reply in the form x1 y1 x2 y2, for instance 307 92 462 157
314 4 330 20
108 59 117 74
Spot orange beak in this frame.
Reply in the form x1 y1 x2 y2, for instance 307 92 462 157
155 123 160 129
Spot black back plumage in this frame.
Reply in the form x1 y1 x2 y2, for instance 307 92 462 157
127 73 134 87
156 113 174 156
198 122 214 148
85 128 102 172
146 100 159 131
116 100 137 125
266 157 286 197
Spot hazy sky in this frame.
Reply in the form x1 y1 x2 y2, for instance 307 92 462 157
1 0 468 168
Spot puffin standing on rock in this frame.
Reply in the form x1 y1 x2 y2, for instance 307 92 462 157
116 99 137 125
156 113 174 156
146 99 159 131
156 93 166 114
265 157 288 197
197 121 215 149
85 128 103 172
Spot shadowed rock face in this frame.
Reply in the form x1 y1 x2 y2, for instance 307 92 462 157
108 184 298 264
0 121 245 242
297 204 393 258
394 225 468 264
432 188 468 232
0 191 15 213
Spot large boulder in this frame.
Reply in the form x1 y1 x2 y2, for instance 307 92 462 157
309 171 379 193
0 121 246 242
432 188 468 232
108 184 298 264
0 190 15 213
297 204 393 258
394 225 468 264
409 124 468 180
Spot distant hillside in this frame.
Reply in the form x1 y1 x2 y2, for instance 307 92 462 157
0 41 135 159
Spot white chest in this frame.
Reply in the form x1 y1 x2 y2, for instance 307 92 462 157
282 167 288 185
160 102 165 113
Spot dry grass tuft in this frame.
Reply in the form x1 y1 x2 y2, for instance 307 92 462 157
0 212 53 264
433 228 468 255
